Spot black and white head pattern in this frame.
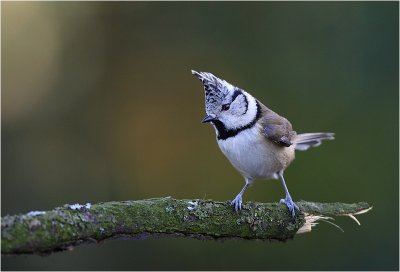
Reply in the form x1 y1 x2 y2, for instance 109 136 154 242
192 70 261 140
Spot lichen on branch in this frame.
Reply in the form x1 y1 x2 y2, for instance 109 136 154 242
1 197 371 256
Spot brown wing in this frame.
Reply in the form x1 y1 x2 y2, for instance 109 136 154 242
258 102 297 147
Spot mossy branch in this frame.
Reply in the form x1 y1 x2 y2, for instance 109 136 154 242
1 197 372 256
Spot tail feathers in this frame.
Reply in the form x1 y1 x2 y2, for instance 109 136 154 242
294 132 335 151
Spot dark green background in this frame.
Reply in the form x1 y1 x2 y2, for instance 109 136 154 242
2 2 398 270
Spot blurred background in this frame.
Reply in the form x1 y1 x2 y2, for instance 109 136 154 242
1 2 398 270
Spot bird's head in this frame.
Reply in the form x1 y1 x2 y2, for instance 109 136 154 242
191 70 257 130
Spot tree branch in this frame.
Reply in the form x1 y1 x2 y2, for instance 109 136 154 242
1 197 372 256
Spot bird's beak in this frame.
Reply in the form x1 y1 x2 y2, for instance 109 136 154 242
201 115 216 123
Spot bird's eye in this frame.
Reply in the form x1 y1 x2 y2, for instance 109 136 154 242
221 103 230 111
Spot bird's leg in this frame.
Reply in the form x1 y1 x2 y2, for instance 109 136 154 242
231 177 253 212
278 170 300 218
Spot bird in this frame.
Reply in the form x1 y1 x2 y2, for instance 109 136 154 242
191 70 334 218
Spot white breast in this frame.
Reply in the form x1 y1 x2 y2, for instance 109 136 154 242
217 124 295 180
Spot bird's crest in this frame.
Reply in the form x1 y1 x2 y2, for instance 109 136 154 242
191 70 234 114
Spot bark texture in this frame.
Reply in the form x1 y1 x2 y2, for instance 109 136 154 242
1 197 371 256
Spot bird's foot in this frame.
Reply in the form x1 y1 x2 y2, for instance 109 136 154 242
230 194 243 212
280 195 300 218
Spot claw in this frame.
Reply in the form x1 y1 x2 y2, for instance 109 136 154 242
231 194 243 212
280 196 300 218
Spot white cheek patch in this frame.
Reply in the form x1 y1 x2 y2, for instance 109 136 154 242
221 92 258 130
230 95 246 115
243 92 258 123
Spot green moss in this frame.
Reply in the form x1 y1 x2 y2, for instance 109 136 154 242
298 201 370 216
1 198 370 255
